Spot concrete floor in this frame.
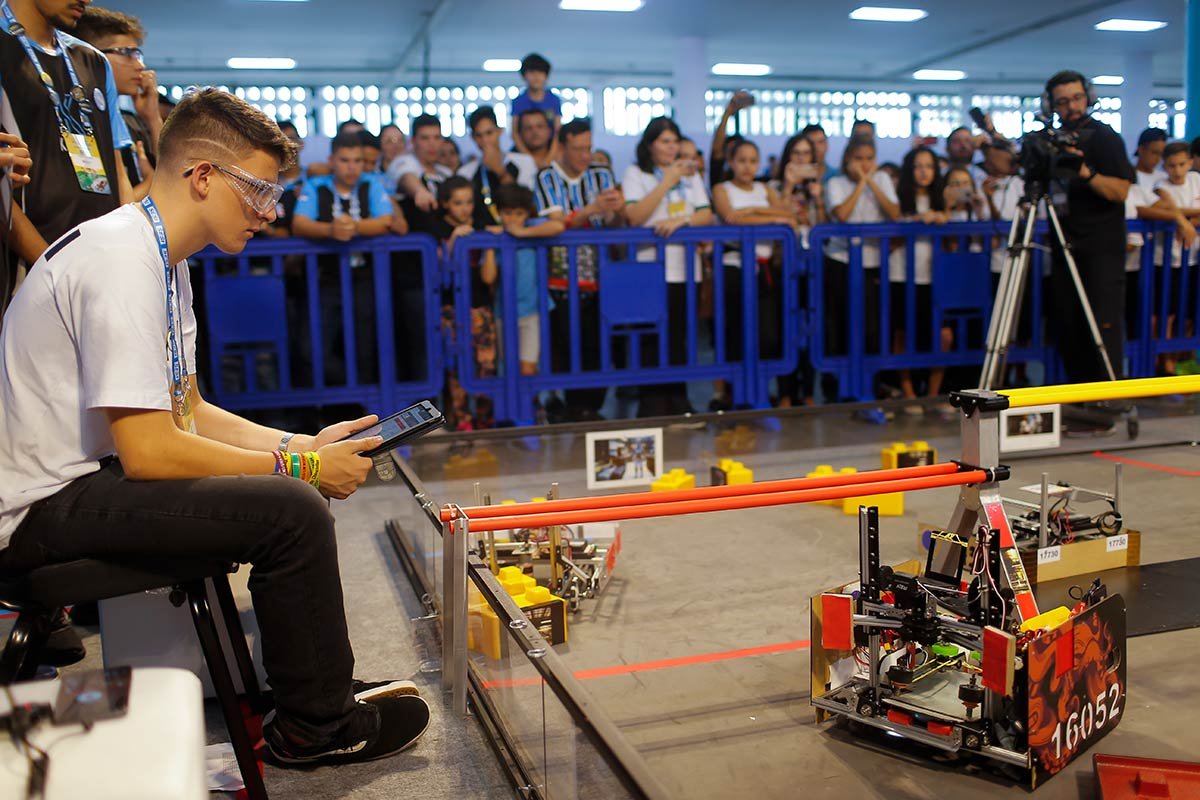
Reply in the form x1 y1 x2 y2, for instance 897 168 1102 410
402 400 1200 799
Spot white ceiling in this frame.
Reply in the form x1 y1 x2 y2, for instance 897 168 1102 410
106 0 1188 94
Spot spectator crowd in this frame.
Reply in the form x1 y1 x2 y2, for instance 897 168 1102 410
4 6 1196 430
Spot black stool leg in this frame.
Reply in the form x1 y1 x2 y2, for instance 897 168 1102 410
210 572 264 710
184 580 268 800
0 611 52 684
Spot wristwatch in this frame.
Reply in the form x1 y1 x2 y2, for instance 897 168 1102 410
279 432 296 452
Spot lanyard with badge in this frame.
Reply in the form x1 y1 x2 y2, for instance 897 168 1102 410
2 2 110 194
479 164 501 223
655 167 687 218
140 196 194 433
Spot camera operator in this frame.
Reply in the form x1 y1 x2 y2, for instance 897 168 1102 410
1043 70 1134 391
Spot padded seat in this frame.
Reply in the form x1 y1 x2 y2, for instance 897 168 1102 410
0 558 269 800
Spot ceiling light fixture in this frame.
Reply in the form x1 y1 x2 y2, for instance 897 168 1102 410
912 69 965 81
226 57 296 70
849 6 928 22
482 59 522 72
1094 18 1167 32
559 0 644 11
711 62 772 77
1091 75 1124 85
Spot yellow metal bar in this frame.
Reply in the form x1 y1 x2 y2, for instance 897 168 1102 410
1001 375 1200 409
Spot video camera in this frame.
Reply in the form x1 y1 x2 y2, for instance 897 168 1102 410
1017 121 1093 185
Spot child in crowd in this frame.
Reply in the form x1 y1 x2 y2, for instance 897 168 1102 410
488 184 566 377
823 136 900 399
891 146 951 411
1152 141 1200 373
512 53 561 156
711 139 795 408
431 176 496 429
292 131 403 386
943 166 985 221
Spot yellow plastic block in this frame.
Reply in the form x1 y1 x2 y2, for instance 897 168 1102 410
842 490 904 516
651 468 696 492
806 465 858 506
1018 605 1072 634
881 441 938 470
717 458 754 485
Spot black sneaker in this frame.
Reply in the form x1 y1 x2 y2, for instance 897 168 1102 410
36 608 86 667
265 694 431 765
262 678 420 730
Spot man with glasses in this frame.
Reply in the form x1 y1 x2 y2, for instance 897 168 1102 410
75 5 159 197
0 86 431 767
0 0 136 269
1043 70 1134 428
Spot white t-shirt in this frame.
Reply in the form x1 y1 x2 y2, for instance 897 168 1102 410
1154 172 1200 266
385 154 453 199
621 166 710 283
457 151 538 191
1124 182 1156 273
823 172 899 267
1135 168 1163 194
716 180 775 266
888 194 933 284
981 174 1028 273
0 205 197 546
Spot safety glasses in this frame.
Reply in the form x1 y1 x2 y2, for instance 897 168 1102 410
184 161 284 215
101 46 144 63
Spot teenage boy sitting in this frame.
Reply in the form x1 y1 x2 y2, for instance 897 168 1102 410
0 87 430 767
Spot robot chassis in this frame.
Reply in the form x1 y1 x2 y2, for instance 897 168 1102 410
812 391 1128 787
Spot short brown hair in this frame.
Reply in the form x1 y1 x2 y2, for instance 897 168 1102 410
1164 141 1192 161
74 6 145 47
158 87 299 172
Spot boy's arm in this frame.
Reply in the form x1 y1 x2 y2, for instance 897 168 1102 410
355 214 394 237
6 205 49 265
292 214 335 238
509 218 566 238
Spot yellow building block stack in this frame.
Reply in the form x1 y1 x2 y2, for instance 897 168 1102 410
881 441 938 470
714 458 754 485
806 465 859 506
651 468 696 492
468 566 568 661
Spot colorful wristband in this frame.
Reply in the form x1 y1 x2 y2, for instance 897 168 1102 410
290 452 301 479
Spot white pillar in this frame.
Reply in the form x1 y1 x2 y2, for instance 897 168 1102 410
673 37 708 139
1121 51 1155 137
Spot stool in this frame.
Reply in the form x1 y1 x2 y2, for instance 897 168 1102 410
0 558 269 800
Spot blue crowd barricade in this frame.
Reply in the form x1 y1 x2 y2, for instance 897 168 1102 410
807 219 1058 401
446 225 801 424
193 234 444 414
1126 221 1200 377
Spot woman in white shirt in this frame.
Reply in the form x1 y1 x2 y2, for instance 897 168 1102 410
712 140 797 407
891 147 951 410
622 117 713 416
823 137 901 400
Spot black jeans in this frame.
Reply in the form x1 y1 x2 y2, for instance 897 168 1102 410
1051 228 1126 383
0 461 356 745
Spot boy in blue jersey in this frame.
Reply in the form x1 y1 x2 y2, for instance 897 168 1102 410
293 132 404 386
512 52 561 159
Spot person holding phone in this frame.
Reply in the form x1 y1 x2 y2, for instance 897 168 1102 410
0 89 431 767
623 116 713 417
709 90 754 189
822 137 901 400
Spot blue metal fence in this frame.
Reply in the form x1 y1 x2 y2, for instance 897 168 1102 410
190 220 1199 419
446 225 800 423
195 234 443 413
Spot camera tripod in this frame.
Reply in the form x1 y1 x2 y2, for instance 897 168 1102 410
979 179 1118 391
